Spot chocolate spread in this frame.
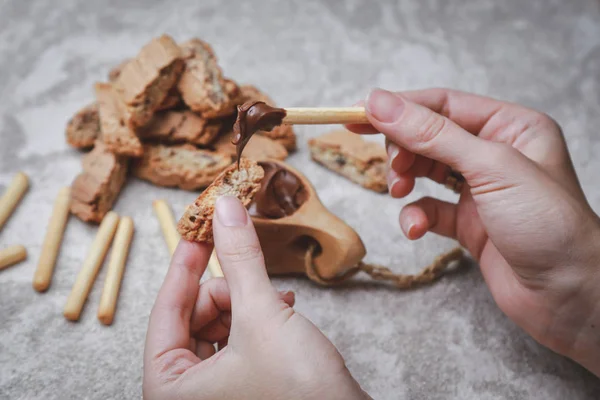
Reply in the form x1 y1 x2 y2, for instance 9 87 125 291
232 101 286 167
249 162 307 219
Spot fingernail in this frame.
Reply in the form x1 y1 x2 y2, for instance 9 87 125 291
365 88 405 123
387 142 399 168
400 217 417 238
387 169 399 191
407 223 416 239
388 176 401 193
279 290 296 304
215 196 248 227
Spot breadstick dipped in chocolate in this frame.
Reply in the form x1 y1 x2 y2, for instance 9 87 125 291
232 102 286 168
232 101 367 167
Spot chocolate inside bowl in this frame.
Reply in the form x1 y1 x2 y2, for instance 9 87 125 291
248 161 308 219
249 160 365 280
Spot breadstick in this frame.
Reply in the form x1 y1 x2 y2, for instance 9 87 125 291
97 216 134 325
0 245 27 270
0 172 29 232
64 211 120 321
33 187 71 292
208 250 223 278
152 199 180 255
283 107 368 125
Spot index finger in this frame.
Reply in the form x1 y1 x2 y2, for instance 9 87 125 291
399 88 507 135
144 240 212 363
345 100 379 134
346 88 526 137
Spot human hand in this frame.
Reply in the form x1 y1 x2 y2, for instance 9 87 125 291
347 88 600 376
143 196 370 400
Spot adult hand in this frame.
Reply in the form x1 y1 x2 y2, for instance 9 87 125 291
348 88 600 376
143 196 370 399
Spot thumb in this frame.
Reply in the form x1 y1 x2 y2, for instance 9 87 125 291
212 195 280 315
365 88 511 182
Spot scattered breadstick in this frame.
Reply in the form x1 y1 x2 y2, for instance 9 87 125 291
97 216 134 325
64 212 120 322
0 172 29 232
283 107 368 125
33 187 71 292
207 250 223 278
0 245 27 270
152 200 180 255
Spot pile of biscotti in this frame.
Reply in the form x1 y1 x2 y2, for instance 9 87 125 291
65 34 296 224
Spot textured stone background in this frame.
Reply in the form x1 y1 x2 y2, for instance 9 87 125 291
1 0 600 399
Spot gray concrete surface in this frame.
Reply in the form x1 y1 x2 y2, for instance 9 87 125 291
1 0 600 399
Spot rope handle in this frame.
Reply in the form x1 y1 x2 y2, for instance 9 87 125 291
305 243 465 289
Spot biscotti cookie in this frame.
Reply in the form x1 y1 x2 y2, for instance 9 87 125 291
240 85 296 151
66 103 100 149
308 130 387 192
213 130 288 161
156 88 182 111
95 82 143 157
177 39 240 119
137 110 221 146
70 140 129 223
108 58 130 82
132 143 232 190
177 158 264 243
114 34 184 127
